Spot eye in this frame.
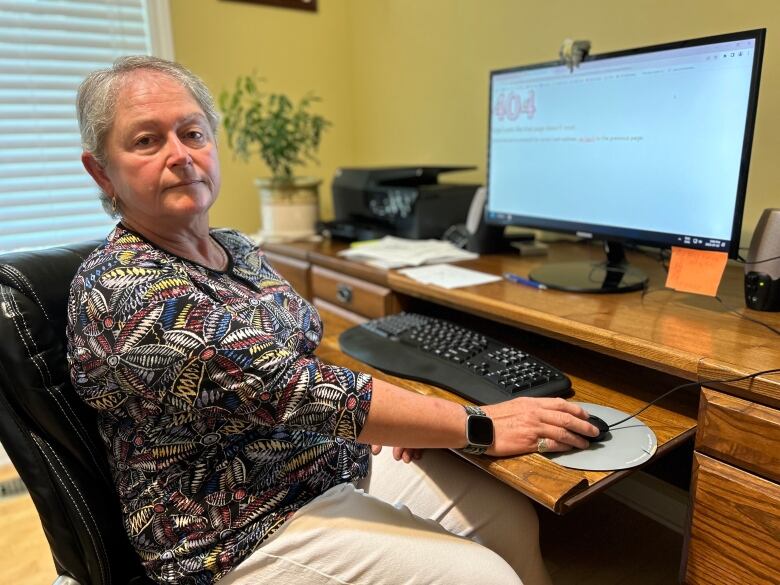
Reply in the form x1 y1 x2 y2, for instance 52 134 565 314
134 135 155 148
183 129 207 144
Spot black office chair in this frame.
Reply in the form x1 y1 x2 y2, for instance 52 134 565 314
0 241 154 585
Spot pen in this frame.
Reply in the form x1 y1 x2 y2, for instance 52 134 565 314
503 272 548 290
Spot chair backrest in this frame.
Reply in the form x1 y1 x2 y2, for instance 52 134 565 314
0 241 153 585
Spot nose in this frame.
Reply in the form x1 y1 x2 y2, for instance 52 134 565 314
166 133 192 168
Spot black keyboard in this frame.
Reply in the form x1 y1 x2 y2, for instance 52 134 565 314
339 312 571 404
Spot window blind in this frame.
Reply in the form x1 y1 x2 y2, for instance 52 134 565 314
0 0 154 252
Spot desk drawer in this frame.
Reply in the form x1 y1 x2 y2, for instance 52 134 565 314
264 251 311 299
311 266 398 319
697 388 780 483
685 453 780 584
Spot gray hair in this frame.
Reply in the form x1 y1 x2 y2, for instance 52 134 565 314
76 55 220 217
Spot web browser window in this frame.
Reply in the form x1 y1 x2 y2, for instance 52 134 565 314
487 38 757 250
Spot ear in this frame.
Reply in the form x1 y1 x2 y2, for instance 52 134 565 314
82 152 114 197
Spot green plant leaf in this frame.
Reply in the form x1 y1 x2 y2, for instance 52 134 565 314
219 74 330 181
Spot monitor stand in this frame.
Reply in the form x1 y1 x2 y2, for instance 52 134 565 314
528 241 648 293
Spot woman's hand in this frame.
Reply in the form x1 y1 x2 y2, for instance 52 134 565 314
371 444 424 463
482 397 596 456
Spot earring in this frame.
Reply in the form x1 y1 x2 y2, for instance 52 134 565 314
111 196 118 215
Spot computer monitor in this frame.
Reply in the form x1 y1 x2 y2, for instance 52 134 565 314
486 29 765 292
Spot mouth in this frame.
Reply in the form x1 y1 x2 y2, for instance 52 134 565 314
166 179 204 190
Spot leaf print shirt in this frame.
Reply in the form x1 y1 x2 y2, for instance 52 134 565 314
66 225 373 584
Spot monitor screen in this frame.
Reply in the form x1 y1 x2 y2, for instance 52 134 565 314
486 30 765 291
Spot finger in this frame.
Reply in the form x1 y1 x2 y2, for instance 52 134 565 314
540 410 599 438
538 438 575 453
370 444 382 455
539 423 590 450
413 449 423 460
392 446 403 461
537 397 590 419
402 450 412 463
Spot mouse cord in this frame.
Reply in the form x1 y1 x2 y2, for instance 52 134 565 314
607 367 780 429
736 252 780 265
715 296 780 336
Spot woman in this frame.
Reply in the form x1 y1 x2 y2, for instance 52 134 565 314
67 56 598 585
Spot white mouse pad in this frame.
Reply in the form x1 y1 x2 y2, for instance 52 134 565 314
542 402 657 471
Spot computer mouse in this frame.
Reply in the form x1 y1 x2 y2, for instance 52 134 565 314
582 415 610 442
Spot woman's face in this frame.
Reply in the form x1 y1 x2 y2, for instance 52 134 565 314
90 71 221 228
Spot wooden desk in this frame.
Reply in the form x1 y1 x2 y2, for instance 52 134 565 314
264 239 780 584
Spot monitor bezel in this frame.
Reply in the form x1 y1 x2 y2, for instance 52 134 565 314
485 28 766 259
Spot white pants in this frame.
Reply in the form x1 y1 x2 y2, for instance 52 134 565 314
219 448 552 585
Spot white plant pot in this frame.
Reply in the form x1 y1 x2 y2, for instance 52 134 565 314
255 177 321 242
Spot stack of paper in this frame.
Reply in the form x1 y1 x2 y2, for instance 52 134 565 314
338 236 478 269
397 264 502 289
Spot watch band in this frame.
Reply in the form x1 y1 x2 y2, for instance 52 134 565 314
462 405 492 455
465 405 485 417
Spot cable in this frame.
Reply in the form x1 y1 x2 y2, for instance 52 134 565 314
715 296 780 336
631 245 670 266
607 367 780 429
735 252 780 265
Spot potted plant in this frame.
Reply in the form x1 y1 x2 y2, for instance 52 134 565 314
219 75 331 241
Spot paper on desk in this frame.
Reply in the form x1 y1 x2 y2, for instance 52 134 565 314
398 264 502 289
338 236 478 269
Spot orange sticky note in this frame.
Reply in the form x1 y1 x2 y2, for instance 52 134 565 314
665 246 728 296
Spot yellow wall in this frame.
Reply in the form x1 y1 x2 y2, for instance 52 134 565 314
172 0 779 245
169 0 355 234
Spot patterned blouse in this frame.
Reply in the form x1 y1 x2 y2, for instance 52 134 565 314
66 225 373 584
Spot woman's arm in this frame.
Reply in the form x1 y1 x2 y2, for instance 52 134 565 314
358 378 598 456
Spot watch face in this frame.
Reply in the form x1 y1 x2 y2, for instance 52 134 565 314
468 415 494 446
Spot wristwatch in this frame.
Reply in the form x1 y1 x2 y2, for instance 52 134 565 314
462 405 494 455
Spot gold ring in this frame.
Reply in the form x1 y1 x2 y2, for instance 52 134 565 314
537 437 549 453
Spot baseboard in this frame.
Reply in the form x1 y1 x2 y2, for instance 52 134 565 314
605 471 689 534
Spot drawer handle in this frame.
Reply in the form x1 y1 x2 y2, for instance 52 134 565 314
336 284 353 304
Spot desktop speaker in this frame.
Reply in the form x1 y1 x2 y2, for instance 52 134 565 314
744 208 780 311
464 187 507 253
455 187 533 254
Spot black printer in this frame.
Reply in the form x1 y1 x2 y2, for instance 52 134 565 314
320 166 479 241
